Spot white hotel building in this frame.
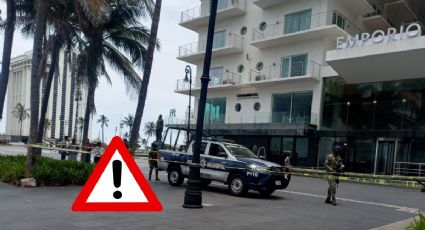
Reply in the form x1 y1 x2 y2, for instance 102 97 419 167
172 0 425 175
5 50 91 141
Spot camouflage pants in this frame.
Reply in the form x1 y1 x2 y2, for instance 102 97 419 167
327 175 337 197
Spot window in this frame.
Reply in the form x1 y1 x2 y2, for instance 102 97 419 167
332 11 346 30
256 62 264 71
240 26 247 35
272 92 312 124
281 54 308 78
217 0 228 10
235 103 241 112
284 9 312 34
259 22 267 31
213 31 226 49
254 102 261 111
192 142 208 155
205 98 226 125
209 143 227 157
237 64 244 73
210 67 224 86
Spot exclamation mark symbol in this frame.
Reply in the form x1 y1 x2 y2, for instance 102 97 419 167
113 160 122 199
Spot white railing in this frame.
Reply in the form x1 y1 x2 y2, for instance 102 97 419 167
249 60 321 82
180 0 246 23
176 71 242 91
178 32 244 58
252 10 362 42
166 112 319 126
394 162 425 176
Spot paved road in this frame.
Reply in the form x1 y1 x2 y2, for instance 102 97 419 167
0 157 423 230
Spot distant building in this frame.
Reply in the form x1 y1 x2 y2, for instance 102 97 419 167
5 50 92 141
172 0 425 175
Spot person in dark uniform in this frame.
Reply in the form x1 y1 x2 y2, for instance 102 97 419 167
155 115 164 142
148 142 160 181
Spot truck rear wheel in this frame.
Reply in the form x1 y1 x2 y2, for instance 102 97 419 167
228 174 248 196
168 166 184 187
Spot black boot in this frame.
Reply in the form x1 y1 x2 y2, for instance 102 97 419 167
325 195 332 204
332 196 337 206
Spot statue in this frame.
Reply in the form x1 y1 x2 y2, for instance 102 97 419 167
155 114 164 142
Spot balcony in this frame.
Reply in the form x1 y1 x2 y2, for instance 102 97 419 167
384 0 417 23
166 112 318 128
175 71 242 95
248 60 321 87
251 11 362 49
253 0 291 9
362 11 392 32
179 0 246 31
177 33 244 64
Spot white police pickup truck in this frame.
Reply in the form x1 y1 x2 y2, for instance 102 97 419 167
158 140 290 196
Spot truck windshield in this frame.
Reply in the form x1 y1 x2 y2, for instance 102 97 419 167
225 144 258 158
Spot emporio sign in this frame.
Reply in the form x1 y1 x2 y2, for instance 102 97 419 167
337 23 422 49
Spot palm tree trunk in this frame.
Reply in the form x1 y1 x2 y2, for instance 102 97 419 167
82 83 95 144
129 0 162 152
102 125 104 143
37 37 61 144
19 120 22 137
0 0 16 120
26 0 48 175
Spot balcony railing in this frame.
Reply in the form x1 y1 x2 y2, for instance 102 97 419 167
394 162 425 176
178 32 244 58
166 112 318 126
252 10 362 42
175 71 242 91
249 60 321 82
180 0 246 24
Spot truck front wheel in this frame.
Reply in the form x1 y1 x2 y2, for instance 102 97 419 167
228 174 248 196
168 166 184 187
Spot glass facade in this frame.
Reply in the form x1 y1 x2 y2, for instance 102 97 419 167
205 98 226 125
210 67 224 86
320 77 425 174
272 92 312 124
322 77 425 131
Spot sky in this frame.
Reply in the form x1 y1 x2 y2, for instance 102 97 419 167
0 0 199 144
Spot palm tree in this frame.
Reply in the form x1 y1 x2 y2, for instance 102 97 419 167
77 0 155 145
97 114 109 143
43 118 51 138
0 0 17 120
129 0 162 150
144 121 156 144
122 114 135 135
12 103 30 137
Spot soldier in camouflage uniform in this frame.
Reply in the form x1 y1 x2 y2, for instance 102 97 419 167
148 142 160 181
325 144 343 206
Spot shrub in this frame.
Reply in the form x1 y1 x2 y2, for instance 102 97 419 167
406 212 425 230
0 155 94 186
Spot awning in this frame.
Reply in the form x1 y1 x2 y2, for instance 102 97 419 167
326 36 425 83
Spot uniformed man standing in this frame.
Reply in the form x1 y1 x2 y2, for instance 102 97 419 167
148 142 160 181
325 144 343 206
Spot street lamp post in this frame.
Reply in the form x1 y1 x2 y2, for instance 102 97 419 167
184 65 192 148
183 0 218 209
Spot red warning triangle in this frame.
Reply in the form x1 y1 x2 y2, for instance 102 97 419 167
72 136 163 212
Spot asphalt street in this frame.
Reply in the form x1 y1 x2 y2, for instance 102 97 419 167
0 153 424 230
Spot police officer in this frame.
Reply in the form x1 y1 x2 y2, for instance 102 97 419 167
325 144 343 206
148 142 160 181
